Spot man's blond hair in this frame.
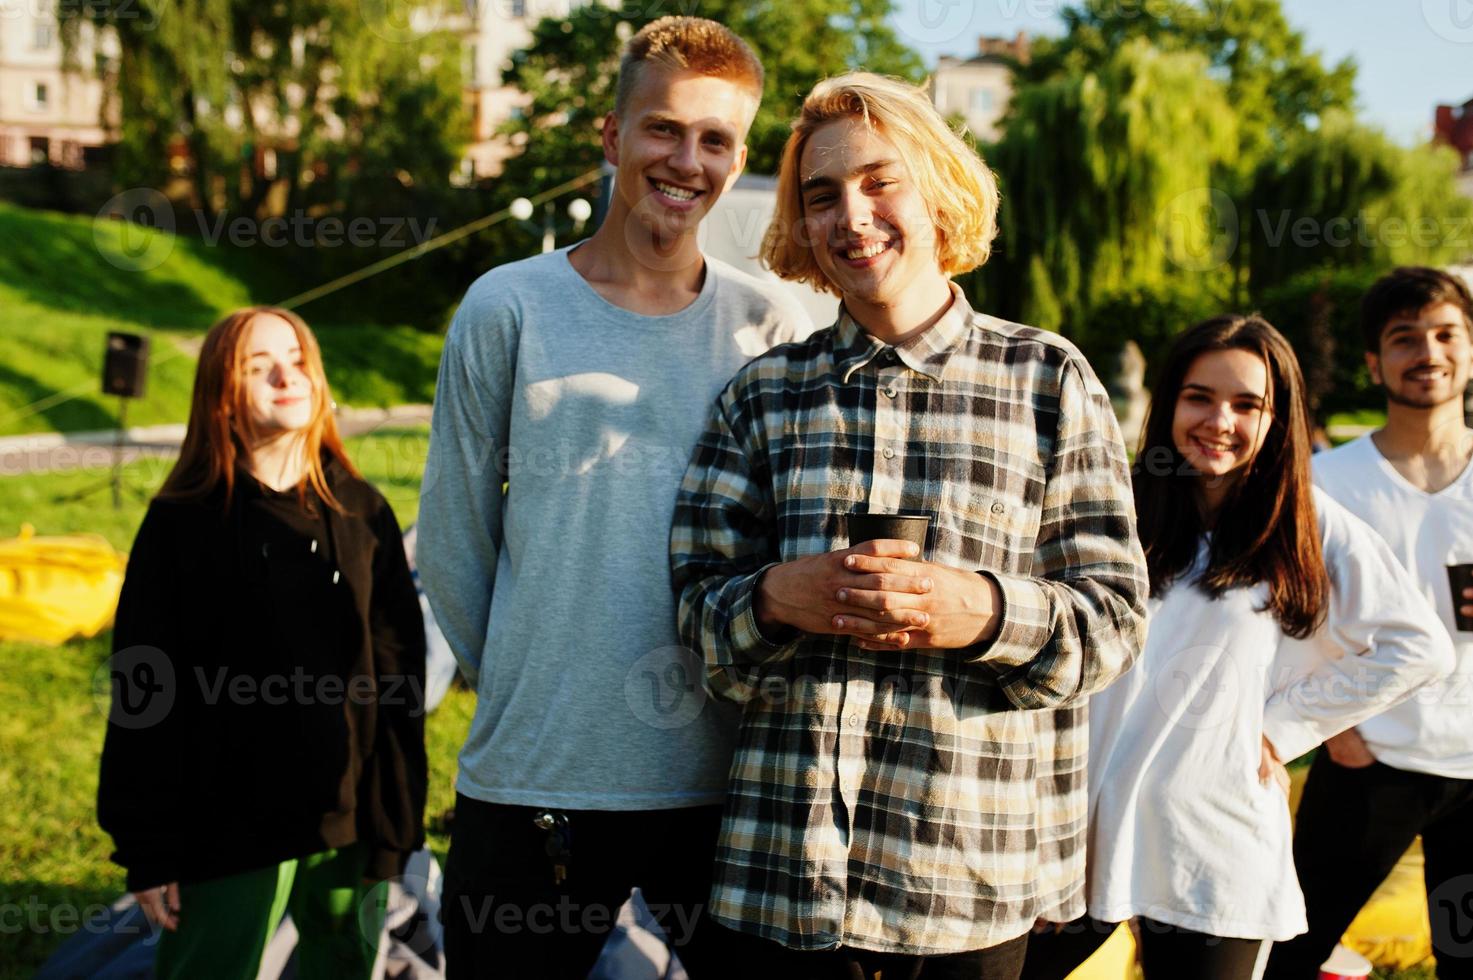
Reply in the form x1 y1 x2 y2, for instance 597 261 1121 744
614 17 764 120
761 72 1001 295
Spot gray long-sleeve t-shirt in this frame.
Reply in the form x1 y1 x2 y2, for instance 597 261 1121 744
417 245 814 809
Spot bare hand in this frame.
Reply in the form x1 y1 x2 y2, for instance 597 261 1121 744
835 556 1001 651
135 882 180 931
756 540 932 637
1324 727 1377 769
1258 735 1290 796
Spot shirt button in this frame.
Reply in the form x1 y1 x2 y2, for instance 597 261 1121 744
991 501 1006 515
848 714 860 729
882 447 895 460
882 386 897 398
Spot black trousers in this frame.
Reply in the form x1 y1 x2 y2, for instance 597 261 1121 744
1264 753 1473 980
718 923 1029 980
440 794 740 979
1021 917 1266 980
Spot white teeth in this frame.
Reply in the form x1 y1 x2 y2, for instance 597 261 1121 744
654 181 696 201
845 241 889 259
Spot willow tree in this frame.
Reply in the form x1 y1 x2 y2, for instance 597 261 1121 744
975 38 1238 359
1247 111 1473 290
59 0 468 221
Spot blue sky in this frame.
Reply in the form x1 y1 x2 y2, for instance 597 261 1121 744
889 0 1473 144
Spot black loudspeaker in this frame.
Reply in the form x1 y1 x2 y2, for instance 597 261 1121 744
103 332 149 399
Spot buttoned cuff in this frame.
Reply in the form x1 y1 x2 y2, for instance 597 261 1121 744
967 570 1052 668
729 563 801 666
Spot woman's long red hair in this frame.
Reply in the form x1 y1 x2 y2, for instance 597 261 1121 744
158 306 359 512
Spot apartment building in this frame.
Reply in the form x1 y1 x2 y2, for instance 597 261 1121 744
0 1 117 168
454 0 599 180
931 32 1030 144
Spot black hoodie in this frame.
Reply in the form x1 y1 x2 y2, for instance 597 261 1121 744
97 460 427 891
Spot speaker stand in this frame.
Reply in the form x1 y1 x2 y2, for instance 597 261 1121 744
57 397 151 510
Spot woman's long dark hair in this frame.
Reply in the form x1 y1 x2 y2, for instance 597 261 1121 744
1132 314 1328 639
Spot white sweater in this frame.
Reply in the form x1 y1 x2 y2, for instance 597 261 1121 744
1313 434 1473 778
1086 488 1453 940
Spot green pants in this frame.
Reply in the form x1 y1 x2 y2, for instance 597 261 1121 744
156 844 387 980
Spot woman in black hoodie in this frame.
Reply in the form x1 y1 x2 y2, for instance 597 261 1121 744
97 306 427 979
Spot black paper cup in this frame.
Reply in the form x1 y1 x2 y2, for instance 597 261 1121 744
847 513 932 554
1448 564 1473 632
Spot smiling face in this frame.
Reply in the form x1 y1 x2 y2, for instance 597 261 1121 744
601 67 752 243
240 313 316 438
1172 348 1274 495
797 115 945 312
1368 301 1473 411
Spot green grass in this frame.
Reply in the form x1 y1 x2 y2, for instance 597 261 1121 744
1327 408 1388 430
0 427 448 978
0 201 443 438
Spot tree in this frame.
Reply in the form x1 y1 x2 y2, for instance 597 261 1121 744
1025 0 1355 172
975 38 1238 353
1247 112 1473 290
995 0 1359 314
59 0 469 221
495 0 924 199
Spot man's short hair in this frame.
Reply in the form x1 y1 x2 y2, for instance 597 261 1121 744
614 17 764 120
1361 266 1473 351
760 72 1001 296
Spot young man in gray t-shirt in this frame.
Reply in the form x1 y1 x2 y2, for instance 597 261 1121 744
416 16 809 979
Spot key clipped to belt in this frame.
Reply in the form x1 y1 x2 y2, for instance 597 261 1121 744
532 810 572 885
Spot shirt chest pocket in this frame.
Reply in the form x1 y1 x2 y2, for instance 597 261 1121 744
939 471 1045 573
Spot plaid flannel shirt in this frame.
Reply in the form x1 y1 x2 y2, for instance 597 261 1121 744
670 288 1148 955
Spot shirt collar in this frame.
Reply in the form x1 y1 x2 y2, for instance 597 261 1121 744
835 282 972 384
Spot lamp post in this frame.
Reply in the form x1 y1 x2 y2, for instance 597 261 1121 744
511 197 593 253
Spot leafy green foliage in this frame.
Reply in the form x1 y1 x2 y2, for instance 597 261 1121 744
497 0 924 196
980 0 1471 399
974 39 1238 345
57 0 470 221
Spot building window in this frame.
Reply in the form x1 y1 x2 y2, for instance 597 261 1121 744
29 137 50 165
970 88 997 114
510 0 526 15
33 20 55 50
30 82 50 110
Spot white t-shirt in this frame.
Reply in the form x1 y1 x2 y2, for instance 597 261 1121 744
1087 488 1453 940
1312 434 1473 778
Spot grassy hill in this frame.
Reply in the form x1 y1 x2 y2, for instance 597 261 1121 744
0 202 444 438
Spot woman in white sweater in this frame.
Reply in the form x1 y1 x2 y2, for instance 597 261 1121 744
1021 315 1454 980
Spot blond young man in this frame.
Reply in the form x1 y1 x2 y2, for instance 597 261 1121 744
417 18 809 978
671 74 1148 979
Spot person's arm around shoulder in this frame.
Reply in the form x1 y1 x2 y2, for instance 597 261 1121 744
416 283 518 688
98 500 190 928
363 492 428 881
1263 492 1455 763
973 355 1149 709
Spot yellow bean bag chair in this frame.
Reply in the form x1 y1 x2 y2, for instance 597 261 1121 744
1062 765 1432 979
0 524 127 645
